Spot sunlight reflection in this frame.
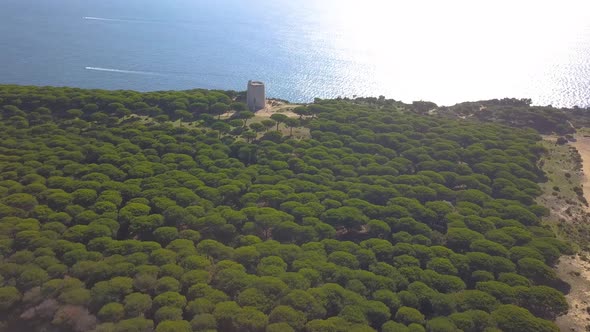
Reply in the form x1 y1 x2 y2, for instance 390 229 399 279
300 0 590 105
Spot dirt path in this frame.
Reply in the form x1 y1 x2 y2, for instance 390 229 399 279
555 254 590 332
571 135 590 211
538 135 590 330
552 134 590 331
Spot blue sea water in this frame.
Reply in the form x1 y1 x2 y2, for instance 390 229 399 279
1 0 590 107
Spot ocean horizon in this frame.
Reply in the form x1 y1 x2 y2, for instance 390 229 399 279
1 0 590 107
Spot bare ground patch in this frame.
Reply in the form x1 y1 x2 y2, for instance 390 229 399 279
539 134 590 331
555 253 590 332
254 99 302 118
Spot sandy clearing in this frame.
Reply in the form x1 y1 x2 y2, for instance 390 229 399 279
255 100 301 118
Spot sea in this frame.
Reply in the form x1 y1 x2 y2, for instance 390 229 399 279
1 0 590 107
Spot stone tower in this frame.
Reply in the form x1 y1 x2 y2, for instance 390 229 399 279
247 80 266 112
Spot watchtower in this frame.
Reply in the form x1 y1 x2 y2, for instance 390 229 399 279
247 80 266 112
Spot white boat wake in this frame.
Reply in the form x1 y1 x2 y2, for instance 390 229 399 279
85 67 163 76
83 16 163 24
83 16 128 22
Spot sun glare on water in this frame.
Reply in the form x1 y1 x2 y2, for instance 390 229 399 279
295 0 590 105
